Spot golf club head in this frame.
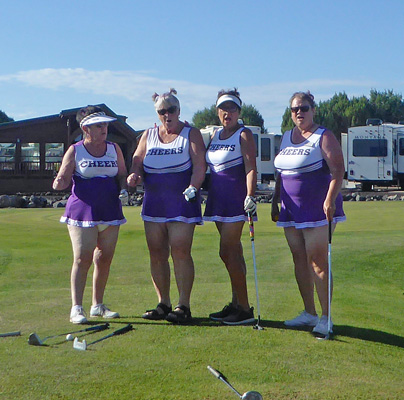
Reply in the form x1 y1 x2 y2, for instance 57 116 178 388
253 324 264 331
28 333 43 346
73 337 87 351
242 391 263 400
314 331 332 341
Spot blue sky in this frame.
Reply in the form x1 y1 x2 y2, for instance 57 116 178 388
1 0 403 133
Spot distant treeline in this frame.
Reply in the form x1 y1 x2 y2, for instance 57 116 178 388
281 89 404 140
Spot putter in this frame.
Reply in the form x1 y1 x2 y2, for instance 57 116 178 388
316 220 333 341
207 366 263 400
0 331 21 338
73 323 133 351
248 212 263 330
28 323 109 346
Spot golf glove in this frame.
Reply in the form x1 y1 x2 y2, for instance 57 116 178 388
183 185 197 202
244 195 257 214
119 189 129 204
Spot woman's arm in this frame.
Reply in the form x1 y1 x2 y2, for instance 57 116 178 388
52 145 75 191
127 130 148 188
321 129 345 221
240 128 257 196
188 127 206 191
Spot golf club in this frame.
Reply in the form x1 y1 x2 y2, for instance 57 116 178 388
207 365 263 400
248 212 263 330
316 220 333 341
73 323 133 351
28 323 109 346
0 331 21 338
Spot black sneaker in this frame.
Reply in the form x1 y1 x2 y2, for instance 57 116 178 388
209 304 238 321
222 307 255 326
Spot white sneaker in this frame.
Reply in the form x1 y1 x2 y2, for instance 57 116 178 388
70 305 87 324
284 311 319 327
312 315 333 336
90 304 120 319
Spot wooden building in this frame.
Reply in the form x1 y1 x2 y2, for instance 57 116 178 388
0 104 140 194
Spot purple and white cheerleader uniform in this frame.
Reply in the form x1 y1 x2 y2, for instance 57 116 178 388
274 127 345 229
61 140 126 227
204 127 252 222
141 125 202 224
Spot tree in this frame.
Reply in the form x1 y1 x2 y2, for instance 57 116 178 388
0 109 13 124
192 104 265 132
192 105 220 129
280 90 404 141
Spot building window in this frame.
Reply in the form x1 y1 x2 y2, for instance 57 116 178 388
45 143 64 171
0 143 16 170
21 143 40 170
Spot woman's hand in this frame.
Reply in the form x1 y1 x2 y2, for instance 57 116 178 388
127 173 142 187
323 197 336 222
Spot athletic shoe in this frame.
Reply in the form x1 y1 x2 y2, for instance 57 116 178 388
209 303 238 321
284 311 318 327
90 304 120 319
70 305 87 324
222 307 255 326
312 316 333 336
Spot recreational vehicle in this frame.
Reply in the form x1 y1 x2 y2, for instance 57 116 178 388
344 121 404 191
200 125 282 184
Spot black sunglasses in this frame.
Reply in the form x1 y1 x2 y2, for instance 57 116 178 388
291 105 310 113
157 106 177 116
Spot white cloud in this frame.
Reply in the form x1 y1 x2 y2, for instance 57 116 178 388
0 68 387 132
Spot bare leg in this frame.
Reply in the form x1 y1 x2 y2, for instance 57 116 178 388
284 227 316 316
216 221 250 311
144 222 171 307
67 225 98 307
302 224 334 317
167 222 196 309
92 225 120 306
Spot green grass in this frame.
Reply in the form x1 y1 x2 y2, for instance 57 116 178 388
0 202 403 399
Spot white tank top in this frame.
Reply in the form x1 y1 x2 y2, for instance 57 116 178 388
274 127 326 175
74 141 118 179
143 126 191 173
206 127 244 172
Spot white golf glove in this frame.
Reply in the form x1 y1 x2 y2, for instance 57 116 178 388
244 195 257 214
183 185 197 202
119 189 129 205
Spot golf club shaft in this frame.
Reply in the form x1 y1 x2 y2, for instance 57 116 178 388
207 366 242 398
328 220 332 334
0 331 21 337
87 324 132 346
44 323 109 340
248 213 261 322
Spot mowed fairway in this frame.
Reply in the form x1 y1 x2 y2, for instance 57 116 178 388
0 202 403 400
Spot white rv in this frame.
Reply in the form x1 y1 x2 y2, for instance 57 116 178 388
345 121 404 190
200 125 282 183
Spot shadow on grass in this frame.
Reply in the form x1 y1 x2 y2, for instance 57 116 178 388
92 318 404 348
260 319 404 349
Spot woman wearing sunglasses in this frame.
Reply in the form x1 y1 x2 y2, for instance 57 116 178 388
204 88 257 325
271 91 345 336
127 88 206 323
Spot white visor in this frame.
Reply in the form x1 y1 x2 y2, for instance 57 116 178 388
216 95 242 109
80 112 117 127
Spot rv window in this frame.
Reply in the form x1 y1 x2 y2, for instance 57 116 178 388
352 139 388 157
399 138 404 156
0 143 16 170
261 138 271 161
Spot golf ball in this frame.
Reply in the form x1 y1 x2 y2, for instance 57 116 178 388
66 334 74 341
